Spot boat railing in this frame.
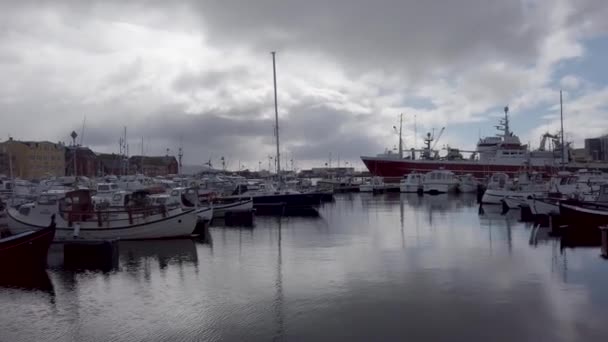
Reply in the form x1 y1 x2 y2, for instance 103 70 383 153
59 204 175 227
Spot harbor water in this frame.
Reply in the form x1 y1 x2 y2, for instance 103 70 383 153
2 193 608 341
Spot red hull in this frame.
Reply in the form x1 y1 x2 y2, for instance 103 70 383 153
361 157 554 179
0 226 55 269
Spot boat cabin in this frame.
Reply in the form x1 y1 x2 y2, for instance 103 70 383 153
487 173 509 189
424 170 455 182
96 183 120 195
402 173 423 184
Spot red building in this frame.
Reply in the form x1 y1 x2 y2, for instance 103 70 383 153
65 146 98 177
96 153 127 176
129 156 178 176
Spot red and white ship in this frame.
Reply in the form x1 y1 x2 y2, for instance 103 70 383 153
361 107 570 179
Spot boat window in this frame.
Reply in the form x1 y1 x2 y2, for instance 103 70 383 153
5 183 12 190
37 195 57 205
111 184 119 190
19 207 30 216
98 185 110 191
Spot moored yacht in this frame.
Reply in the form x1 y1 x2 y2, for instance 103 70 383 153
457 174 478 193
422 169 458 194
400 173 423 193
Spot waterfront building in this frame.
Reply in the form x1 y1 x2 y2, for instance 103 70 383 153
0 138 65 180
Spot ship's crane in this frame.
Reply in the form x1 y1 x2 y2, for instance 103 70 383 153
539 132 560 151
431 127 445 151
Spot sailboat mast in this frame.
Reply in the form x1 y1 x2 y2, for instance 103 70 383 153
399 113 403 159
272 51 281 176
560 90 565 166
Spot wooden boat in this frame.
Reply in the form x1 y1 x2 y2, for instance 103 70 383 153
7 189 197 241
559 200 608 229
0 215 56 269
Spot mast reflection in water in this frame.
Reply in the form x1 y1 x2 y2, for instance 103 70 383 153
1 193 608 341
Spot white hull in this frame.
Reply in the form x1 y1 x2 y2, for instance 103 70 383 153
359 184 375 192
212 200 253 218
503 196 527 209
196 207 214 222
527 198 560 215
7 207 198 241
423 183 457 194
482 189 546 206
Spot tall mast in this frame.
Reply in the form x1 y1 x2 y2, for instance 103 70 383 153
503 106 510 137
272 51 281 177
414 114 417 149
141 136 144 174
560 90 565 166
399 113 403 158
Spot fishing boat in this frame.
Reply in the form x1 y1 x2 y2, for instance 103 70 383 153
481 173 510 205
360 177 385 193
559 201 608 230
499 172 549 209
457 174 478 193
558 184 608 229
0 215 56 269
422 169 458 194
7 189 198 240
400 173 423 193
361 106 584 178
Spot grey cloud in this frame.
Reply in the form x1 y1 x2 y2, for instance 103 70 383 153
0 0 603 170
193 0 549 75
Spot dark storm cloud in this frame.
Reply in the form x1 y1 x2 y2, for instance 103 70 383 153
193 0 548 74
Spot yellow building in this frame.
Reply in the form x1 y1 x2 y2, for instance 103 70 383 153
0 139 66 180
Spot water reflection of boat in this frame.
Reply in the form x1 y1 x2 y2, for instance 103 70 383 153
401 193 478 212
120 239 198 269
0 268 54 295
478 203 520 225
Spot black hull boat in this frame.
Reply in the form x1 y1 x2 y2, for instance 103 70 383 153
228 185 330 216
0 222 55 270
559 200 608 230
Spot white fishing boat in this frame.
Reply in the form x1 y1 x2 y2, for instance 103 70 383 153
400 173 423 193
209 199 253 219
7 189 198 241
485 172 548 208
457 174 478 193
481 173 510 205
422 169 458 194
359 177 385 193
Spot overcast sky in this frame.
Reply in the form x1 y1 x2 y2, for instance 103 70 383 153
1 1 607 171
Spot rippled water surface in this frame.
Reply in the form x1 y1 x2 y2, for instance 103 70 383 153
2 193 608 341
